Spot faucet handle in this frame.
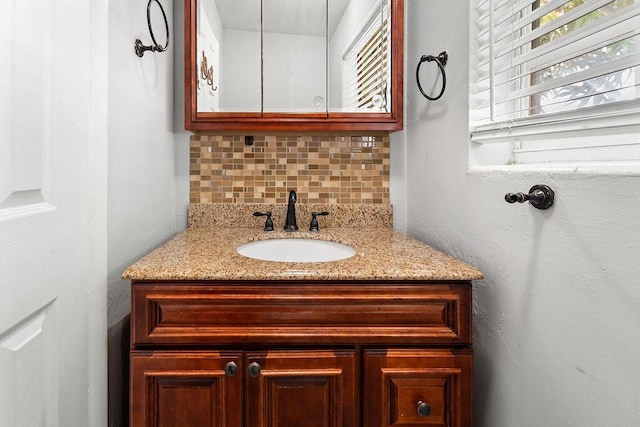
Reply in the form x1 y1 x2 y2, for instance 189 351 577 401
253 211 274 231
309 211 329 232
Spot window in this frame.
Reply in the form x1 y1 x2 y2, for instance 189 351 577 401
342 4 391 112
470 0 640 164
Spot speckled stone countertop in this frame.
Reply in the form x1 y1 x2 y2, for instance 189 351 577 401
122 227 483 282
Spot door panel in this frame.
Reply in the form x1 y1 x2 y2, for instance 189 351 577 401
0 304 56 426
0 0 52 210
131 352 243 427
0 0 107 424
245 349 358 427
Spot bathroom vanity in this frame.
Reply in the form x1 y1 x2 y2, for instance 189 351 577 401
124 212 482 426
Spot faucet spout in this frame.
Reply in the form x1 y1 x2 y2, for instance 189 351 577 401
284 190 299 231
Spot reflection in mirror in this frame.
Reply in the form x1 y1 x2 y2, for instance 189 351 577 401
197 0 261 112
329 0 390 113
195 0 392 115
263 0 327 113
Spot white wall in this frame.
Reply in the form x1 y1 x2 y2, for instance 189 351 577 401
107 0 187 331
221 29 262 111
395 1 640 425
263 31 326 112
107 0 189 425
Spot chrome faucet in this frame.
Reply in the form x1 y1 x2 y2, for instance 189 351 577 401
284 190 298 231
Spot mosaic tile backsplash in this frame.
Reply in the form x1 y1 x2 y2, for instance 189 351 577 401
190 134 390 204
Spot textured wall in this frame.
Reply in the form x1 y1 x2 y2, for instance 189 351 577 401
403 0 640 426
107 1 190 426
190 134 390 204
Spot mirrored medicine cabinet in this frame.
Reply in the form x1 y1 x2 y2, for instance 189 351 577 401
185 0 404 131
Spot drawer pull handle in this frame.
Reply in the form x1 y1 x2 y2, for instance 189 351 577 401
417 401 431 417
248 362 261 378
224 361 237 377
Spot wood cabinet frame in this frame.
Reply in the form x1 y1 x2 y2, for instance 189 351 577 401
184 0 404 132
130 279 473 426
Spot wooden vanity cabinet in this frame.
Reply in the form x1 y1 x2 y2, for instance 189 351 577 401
129 280 473 426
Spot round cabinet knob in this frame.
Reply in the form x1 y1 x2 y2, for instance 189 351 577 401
248 362 261 378
224 361 237 377
417 401 431 417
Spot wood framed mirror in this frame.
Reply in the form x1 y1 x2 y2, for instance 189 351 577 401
185 0 404 131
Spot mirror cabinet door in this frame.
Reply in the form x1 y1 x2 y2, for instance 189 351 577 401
328 0 390 114
197 0 262 113
263 0 328 114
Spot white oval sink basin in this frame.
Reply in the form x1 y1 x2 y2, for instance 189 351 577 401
236 238 355 263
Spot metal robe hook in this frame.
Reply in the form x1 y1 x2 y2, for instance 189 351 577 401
416 51 448 101
135 0 170 57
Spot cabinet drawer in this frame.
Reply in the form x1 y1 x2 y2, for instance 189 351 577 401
131 281 471 346
363 348 473 427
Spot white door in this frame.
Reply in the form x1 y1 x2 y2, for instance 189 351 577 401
0 0 107 425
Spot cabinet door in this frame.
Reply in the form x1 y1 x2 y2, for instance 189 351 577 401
197 0 261 113
245 349 358 427
262 0 327 113
363 349 473 427
130 351 243 427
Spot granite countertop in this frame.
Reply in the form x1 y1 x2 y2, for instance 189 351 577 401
122 227 483 282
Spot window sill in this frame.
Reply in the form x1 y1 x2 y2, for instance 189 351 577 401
469 116 640 172
467 161 640 177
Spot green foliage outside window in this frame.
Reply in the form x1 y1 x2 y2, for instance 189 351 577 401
532 0 637 112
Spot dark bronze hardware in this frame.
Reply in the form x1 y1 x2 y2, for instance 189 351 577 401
416 51 448 101
248 362 261 378
417 401 431 417
253 211 274 231
135 0 170 57
284 190 299 231
224 361 237 377
505 184 555 210
309 211 329 232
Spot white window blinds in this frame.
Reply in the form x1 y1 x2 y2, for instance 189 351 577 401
470 0 640 141
342 4 391 112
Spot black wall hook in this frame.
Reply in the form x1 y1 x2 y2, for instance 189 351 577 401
416 51 448 101
135 0 170 57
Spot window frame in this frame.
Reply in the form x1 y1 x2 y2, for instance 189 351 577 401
469 0 640 166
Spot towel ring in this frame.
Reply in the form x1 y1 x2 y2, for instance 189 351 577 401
416 51 448 101
135 0 170 57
